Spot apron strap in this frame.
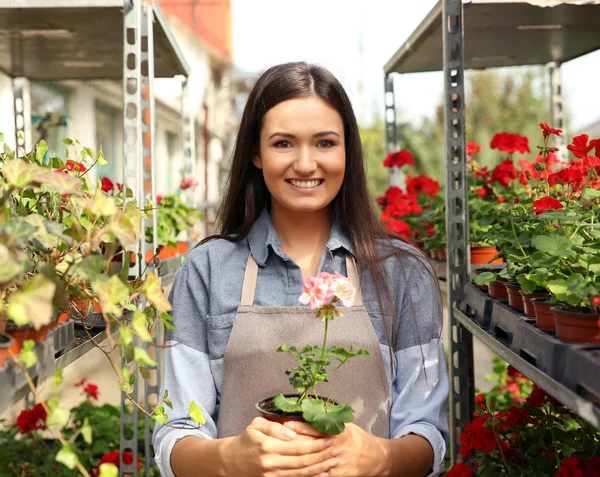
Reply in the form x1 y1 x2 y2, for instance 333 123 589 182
240 253 363 307
345 255 363 306
241 253 259 306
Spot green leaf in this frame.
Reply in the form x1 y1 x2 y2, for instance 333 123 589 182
47 406 70 427
163 398 173 409
98 463 119 477
56 445 79 470
48 396 59 410
134 347 157 367
517 274 538 295
93 275 129 316
140 274 172 312
0 132 4 143
301 399 354 435
52 367 64 392
153 405 168 424
119 326 133 347
532 235 576 258
81 417 93 444
7 274 56 329
36 140 49 162
91 190 117 217
62 138 73 145
582 187 600 199
23 214 62 249
189 401 206 424
39 169 83 195
0 244 26 285
132 310 153 342
2 159 46 189
110 207 142 248
274 393 303 413
473 272 496 286
97 148 107 166
18 340 37 368
119 367 134 394
159 311 177 331
139 366 150 379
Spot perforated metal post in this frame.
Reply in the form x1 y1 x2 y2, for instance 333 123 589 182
443 0 475 464
384 74 402 187
181 79 196 206
549 63 566 146
121 1 142 475
12 77 31 154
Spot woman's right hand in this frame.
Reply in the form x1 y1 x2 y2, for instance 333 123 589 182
221 417 341 477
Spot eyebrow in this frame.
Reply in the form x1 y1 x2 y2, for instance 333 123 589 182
267 131 341 140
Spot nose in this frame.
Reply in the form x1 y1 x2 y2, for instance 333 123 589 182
293 146 317 175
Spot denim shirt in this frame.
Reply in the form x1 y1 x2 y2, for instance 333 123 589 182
153 208 449 476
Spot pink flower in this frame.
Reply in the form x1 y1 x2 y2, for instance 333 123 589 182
299 276 333 310
299 272 356 310
330 272 356 307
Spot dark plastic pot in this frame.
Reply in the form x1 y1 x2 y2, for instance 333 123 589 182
552 306 600 343
505 284 524 311
488 281 509 300
256 394 338 426
532 298 555 330
520 291 551 318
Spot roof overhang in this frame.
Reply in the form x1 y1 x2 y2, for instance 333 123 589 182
0 0 189 80
384 0 600 74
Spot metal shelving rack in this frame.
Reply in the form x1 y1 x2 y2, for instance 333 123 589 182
383 0 600 464
0 1 190 475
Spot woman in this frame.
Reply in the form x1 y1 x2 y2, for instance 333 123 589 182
154 62 449 477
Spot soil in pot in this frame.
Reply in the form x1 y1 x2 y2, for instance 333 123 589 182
552 307 600 343
256 394 338 426
505 284 524 311
520 291 551 318
0 334 15 369
488 281 509 300
532 298 556 331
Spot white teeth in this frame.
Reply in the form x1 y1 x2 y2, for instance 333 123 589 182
289 180 321 189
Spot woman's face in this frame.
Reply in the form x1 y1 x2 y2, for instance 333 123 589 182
254 95 346 215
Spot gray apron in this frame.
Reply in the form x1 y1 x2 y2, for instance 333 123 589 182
217 253 391 438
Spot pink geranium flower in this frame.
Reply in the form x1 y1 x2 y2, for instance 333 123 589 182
299 272 356 310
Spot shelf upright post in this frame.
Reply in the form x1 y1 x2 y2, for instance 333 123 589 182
140 3 159 476
442 0 475 464
12 77 31 154
549 62 566 146
121 1 144 475
384 74 402 187
181 79 196 207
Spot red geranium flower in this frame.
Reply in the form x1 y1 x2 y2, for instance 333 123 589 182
475 393 486 410
385 219 411 241
473 165 489 179
447 462 474 477
539 122 562 137
490 132 531 154
489 160 519 187
383 150 415 168
75 378 86 387
83 383 99 400
98 451 141 471
475 187 488 198
405 174 440 197
101 177 115 193
65 160 86 173
548 167 585 187
532 196 564 215
466 141 482 156
556 455 584 477
179 177 199 191
567 134 597 159
15 403 47 434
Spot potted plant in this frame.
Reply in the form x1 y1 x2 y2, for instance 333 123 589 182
256 271 370 435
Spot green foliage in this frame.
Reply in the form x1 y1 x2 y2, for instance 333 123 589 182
146 195 203 247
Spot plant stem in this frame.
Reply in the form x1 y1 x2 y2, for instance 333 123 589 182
509 212 527 257
491 424 512 475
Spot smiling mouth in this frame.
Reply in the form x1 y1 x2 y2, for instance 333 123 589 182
286 179 324 189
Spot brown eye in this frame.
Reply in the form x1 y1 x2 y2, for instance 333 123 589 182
274 141 292 148
317 140 334 148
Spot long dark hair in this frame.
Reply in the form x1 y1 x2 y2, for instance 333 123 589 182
202 62 440 372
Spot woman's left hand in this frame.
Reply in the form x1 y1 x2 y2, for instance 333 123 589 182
284 422 389 477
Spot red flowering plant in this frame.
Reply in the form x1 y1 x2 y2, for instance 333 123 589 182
474 125 600 305
0 380 159 476
446 358 600 477
378 150 444 252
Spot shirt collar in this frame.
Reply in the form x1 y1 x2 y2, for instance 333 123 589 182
247 207 354 267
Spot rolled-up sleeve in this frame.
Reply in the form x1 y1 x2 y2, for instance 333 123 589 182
388 250 449 476
153 257 218 477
